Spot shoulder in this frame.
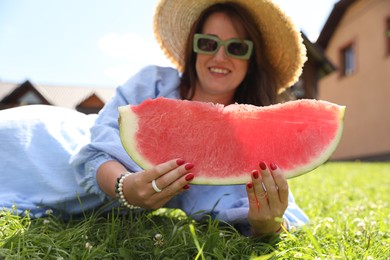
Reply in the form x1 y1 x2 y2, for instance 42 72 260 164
118 65 181 102
131 65 181 84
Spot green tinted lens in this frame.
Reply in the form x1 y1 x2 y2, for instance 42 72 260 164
227 41 250 56
194 34 219 54
197 38 218 53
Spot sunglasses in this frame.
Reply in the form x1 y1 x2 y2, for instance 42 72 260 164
193 33 253 60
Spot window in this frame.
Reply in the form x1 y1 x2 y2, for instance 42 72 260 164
341 44 355 76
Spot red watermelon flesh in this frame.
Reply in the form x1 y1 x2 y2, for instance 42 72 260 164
118 97 345 185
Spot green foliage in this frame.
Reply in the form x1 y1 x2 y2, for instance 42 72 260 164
0 162 389 259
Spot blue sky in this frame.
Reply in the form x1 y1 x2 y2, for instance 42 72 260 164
0 0 338 87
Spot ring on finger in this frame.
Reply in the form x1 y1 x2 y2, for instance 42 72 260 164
152 179 162 193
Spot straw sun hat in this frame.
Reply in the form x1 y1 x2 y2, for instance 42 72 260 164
153 0 307 91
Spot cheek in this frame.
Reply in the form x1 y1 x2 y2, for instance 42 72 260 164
235 61 249 80
195 56 208 77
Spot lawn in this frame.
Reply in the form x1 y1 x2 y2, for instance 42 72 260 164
1 162 389 259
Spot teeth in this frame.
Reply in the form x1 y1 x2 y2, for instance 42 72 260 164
210 67 229 74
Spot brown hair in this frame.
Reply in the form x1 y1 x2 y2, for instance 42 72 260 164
178 2 279 106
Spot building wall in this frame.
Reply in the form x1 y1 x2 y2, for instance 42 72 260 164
318 0 390 160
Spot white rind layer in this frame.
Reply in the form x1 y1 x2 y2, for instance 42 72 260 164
118 106 154 170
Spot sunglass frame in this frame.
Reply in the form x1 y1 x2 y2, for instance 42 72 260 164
193 33 253 60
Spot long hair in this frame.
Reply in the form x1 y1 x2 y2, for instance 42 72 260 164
179 2 279 106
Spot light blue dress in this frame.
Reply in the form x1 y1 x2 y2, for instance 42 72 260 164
0 66 309 233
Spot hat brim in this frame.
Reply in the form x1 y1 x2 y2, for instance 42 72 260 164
153 0 307 91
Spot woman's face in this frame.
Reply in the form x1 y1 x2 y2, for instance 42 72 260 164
193 12 250 105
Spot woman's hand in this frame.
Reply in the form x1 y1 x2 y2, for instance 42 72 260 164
122 158 194 209
245 162 288 236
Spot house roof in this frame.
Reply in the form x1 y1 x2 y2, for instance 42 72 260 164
317 0 357 49
0 82 17 99
0 80 116 109
302 32 336 76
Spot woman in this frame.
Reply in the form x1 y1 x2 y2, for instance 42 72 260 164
0 0 308 236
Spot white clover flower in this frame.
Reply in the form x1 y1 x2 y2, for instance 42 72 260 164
45 209 53 215
153 233 164 246
85 242 93 251
357 221 366 231
43 219 50 225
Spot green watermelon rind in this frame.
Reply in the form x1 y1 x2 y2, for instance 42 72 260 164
118 106 154 170
118 101 345 184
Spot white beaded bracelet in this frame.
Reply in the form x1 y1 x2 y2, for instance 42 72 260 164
115 172 140 209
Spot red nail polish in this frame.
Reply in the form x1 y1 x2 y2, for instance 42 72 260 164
176 159 185 166
259 162 267 170
270 163 277 171
183 184 190 190
247 182 253 189
185 163 194 170
185 173 194 181
252 170 259 179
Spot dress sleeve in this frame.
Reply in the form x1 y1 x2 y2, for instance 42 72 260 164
69 66 181 201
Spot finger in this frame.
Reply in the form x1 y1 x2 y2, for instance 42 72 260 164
154 162 194 191
259 161 279 203
270 163 289 204
145 158 186 182
251 169 269 207
162 172 194 196
245 181 260 209
151 174 194 206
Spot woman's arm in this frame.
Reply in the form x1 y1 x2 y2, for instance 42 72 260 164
96 160 127 199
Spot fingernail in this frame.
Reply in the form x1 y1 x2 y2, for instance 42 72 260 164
185 173 194 181
259 162 267 170
176 159 185 166
252 170 259 179
185 163 194 170
270 163 277 171
247 182 253 189
183 184 190 190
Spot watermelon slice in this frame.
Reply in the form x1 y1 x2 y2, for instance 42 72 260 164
118 97 345 185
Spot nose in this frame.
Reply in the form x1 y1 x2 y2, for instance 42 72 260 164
213 45 228 61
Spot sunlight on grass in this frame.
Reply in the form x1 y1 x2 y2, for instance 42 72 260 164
0 162 389 259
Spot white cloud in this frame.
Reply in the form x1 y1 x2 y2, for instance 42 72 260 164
97 32 173 83
97 32 172 65
103 64 138 85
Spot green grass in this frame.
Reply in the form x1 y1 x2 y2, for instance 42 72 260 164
1 162 389 259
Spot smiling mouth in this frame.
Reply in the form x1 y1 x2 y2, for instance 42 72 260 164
209 67 230 75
